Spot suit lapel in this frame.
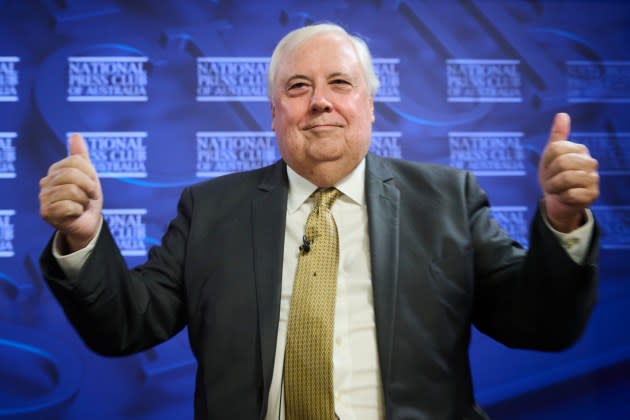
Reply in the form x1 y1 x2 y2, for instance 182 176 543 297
365 154 400 389
251 161 288 408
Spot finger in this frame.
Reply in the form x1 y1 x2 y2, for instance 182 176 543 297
548 112 571 144
545 152 598 178
540 140 590 171
549 186 599 207
68 133 91 161
47 153 99 181
42 166 100 200
40 199 88 223
544 170 600 195
40 183 92 210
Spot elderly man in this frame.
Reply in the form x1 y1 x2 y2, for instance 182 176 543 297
39 23 599 419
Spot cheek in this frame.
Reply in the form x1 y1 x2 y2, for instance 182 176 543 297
345 99 373 125
276 132 304 160
274 115 302 141
348 106 374 135
348 107 374 153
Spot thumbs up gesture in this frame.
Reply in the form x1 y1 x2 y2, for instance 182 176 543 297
538 113 599 232
39 133 103 252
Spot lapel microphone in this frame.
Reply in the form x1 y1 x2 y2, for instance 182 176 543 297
299 235 311 254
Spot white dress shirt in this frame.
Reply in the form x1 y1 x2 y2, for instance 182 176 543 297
264 159 384 420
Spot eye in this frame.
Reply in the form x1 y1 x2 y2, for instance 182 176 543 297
330 79 353 91
286 80 310 96
289 82 306 89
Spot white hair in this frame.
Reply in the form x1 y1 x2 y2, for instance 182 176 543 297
267 23 380 99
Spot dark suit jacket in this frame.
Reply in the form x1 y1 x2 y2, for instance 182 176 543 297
41 154 599 419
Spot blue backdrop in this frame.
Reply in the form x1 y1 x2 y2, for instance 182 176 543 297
1 1 629 419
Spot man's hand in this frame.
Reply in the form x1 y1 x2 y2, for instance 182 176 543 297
538 113 599 232
39 133 103 253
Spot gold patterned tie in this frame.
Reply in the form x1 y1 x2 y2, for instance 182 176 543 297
284 188 342 420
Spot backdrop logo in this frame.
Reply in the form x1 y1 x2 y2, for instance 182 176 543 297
373 58 400 102
370 132 402 158
572 132 630 175
447 59 522 102
593 206 630 249
74 132 147 177
491 206 528 248
567 61 630 103
196 131 278 177
196 57 268 101
449 132 525 175
196 57 400 102
0 132 16 178
67 56 148 102
102 209 147 256
0 57 19 101
0 209 15 257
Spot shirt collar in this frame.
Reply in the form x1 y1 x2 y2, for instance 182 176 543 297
286 158 366 213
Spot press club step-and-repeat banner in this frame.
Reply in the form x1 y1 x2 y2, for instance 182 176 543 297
0 1 629 419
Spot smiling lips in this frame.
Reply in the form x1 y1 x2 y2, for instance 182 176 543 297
303 122 344 130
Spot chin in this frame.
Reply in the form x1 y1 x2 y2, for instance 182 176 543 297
308 146 346 161
312 154 344 163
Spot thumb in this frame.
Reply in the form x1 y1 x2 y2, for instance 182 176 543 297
67 133 90 160
548 112 571 144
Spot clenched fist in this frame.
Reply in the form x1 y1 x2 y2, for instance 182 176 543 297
538 113 599 232
39 133 103 253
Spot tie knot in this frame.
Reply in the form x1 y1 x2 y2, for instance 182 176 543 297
315 188 342 210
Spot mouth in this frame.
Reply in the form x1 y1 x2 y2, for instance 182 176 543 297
304 123 343 130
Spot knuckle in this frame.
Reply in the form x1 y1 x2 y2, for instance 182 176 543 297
38 190 48 204
63 206 76 218
69 183 83 197
67 155 81 165
558 171 571 185
567 188 580 202
562 188 579 203
592 158 599 170
592 172 600 183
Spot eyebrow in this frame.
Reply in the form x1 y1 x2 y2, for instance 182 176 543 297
328 72 353 80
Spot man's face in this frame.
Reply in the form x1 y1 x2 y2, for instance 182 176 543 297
271 32 375 187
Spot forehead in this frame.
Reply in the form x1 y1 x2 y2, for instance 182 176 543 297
277 32 363 78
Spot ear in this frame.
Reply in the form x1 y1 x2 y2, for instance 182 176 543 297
369 97 375 123
271 102 276 130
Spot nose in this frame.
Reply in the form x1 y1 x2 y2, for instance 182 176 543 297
309 88 333 113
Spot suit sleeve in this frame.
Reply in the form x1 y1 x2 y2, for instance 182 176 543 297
467 172 599 351
39 187 194 356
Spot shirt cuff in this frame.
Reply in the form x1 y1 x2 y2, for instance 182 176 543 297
52 217 103 281
542 208 594 264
